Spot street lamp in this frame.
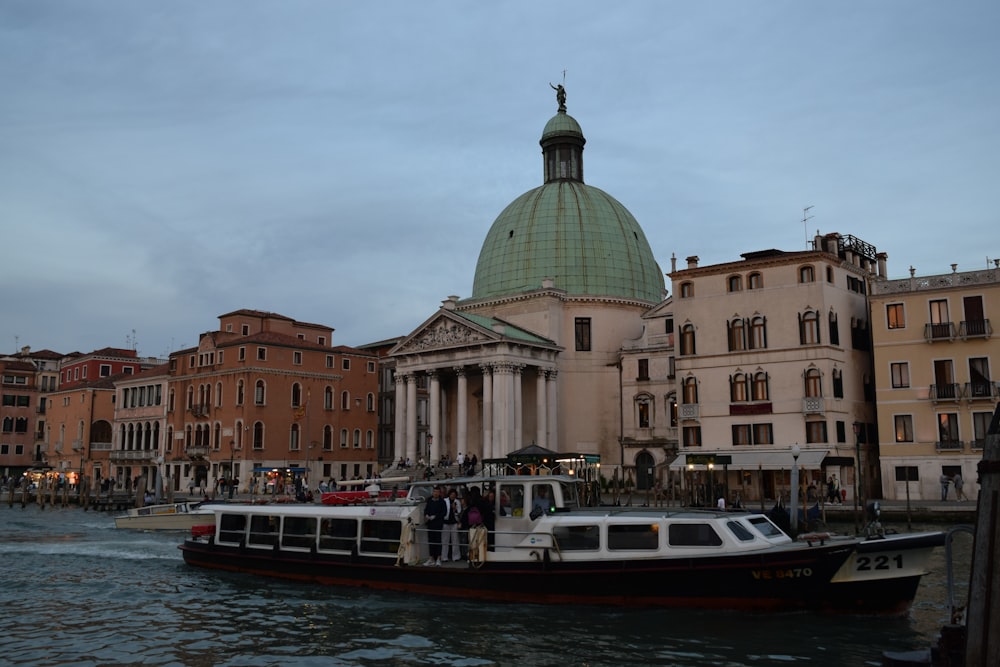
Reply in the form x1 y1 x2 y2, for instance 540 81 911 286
790 444 801 534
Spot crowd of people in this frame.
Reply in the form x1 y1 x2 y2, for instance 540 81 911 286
421 482 495 566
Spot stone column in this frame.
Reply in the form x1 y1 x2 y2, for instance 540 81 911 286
394 373 406 463
536 368 548 448
547 370 559 450
480 364 493 461
429 370 441 463
406 374 418 465
513 364 524 451
455 367 468 459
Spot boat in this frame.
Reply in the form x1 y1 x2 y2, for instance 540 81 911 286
115 501 217 531
179 473 944 613
319 476 410 505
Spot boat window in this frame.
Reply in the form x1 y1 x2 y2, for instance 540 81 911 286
668 523 723 547
608 524 659 550
281 516 317 549
319 518 358 552
726 520 756 542
531 484 556 515
559 481 582 508
218 514 246 544
360 519 402 555
552 524 600 551
499 484 524 517
748 516 785 538
248 515 280 546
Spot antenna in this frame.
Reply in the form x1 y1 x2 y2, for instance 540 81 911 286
802 206 814 249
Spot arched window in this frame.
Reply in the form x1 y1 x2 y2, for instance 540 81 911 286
291 382 302 408
367 393 375 411
680 324 696 355
213 422 221 450
186 386 194 409
290 423 300 450
748 272 763 289
366 430 374 449
752 372 769 401
750 316 767 349
323 425 333 450
730 372 748 402
253 421 264 449
828 311 840 345
799 265 815 283
635 394 652 428
805 368 823 397
324 386 334 410
254 380 265 405
727 275 742 292
340 428 348 448
800 310 821 345
728 318 746 352
236 380 244 406
682 377 699 404
667 393 678 427
341 391 350 410
215 382 223 407
353 429 361 448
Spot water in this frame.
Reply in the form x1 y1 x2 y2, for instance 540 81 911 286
0 506 972 667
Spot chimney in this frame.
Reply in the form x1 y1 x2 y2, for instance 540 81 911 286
876 252 888 279
686 255 699 269
671 253 677 273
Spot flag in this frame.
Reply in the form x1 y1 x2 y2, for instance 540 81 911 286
293 405 306 422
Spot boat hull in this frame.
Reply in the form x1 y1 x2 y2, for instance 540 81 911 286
178 537 926 614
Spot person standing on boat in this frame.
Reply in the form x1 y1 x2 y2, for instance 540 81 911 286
424 485 447 566
441 488 461 562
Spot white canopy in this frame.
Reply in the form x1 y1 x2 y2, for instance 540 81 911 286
668 449 831 471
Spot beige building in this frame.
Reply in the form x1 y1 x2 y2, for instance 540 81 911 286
870 263 1000 501
664 233 882 505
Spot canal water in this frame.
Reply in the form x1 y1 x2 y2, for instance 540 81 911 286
0 506 972 667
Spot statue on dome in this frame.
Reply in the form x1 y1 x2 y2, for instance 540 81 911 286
550 82 566 113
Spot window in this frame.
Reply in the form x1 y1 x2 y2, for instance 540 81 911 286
937 413 960 444
257 347 267 361
969 357 992 398
682 426 702 447
752 372 769 401
668 393 677 427
242 324 250 335
933 360 957 399
289 424 300 451
236 380 245 405
832 369 844 398
99 364 111 377
800 311 821 345
668 524 722 547
730 372 748 402
680 282 694 298
748 272 763 289
680 324 696 355
799 265 815 283
367 361 375 373
682 377 698 404
552 525 600 551
353 429 361 449
238 346 246 361
973 412 993 449
291 383 302 408
806 420 827 444
637 359 649 381
254 380 265 405
342 358 351 371
894 466 919 482
324 386 334 410
253 422 264 449
293 351 302 365
341 391 350 410
752 423 773 444
886 304 905 329
891 362 910 389
609 524 661 550
637 398 650 428
323 425 333 450
340 429 348 448
727 275 742 292
326 355 334 368
894 415 914 442
828 312 840 345
728 318 746 352
366 393 375 411
804 368 822 398
575 318 592 351
732 424 752 446
749 316 767 349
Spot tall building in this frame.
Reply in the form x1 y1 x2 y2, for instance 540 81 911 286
387 90 665 475
1 347 63 478
870 263 1000 500
665 233 882 505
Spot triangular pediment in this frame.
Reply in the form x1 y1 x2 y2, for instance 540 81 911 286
391 312 497 355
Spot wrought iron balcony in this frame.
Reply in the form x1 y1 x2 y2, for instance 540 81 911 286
959 318 992 339
930 383 961 401
935 440 964 451
965 381 997 400
924 322 955 342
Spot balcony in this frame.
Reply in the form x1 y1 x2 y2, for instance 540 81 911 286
71 439 84 451
679 403 700 421
935 440 964 452
924 322 956 342
185 446 210 458
972 439 985 451
109 449 158 462
965 381 998 400
190 403 211 418
802 397 825 415
959 318 992 339
930 383 961 402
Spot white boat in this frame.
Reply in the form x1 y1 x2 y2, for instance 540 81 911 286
115 501 216 531
180 474 944 613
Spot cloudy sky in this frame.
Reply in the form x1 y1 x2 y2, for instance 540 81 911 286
2 1 996 359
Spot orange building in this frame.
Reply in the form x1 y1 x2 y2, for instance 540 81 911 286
163 310 379 494
41 375 118 487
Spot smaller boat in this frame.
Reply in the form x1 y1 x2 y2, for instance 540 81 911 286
114 501 216 531
320 476 409 505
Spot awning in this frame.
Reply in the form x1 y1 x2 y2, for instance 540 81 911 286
669 449 829 471
252 466 307 473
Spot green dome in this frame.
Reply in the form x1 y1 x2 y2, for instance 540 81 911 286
470 109 665 303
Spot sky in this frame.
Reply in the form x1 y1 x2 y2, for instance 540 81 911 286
2 1 997 359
